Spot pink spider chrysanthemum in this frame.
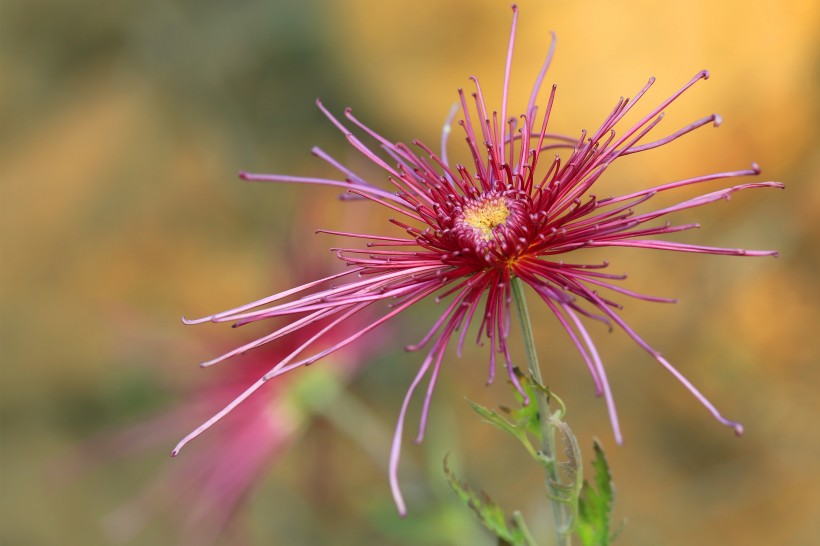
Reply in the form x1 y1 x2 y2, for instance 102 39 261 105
104 351 303 545
175 5 782 515
91 328 368 546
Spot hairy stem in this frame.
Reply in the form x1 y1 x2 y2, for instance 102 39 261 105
511 277 572 546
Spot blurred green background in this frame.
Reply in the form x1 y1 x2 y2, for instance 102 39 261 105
2 0 819 544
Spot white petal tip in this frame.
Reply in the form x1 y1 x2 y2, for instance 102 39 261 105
733 423 745 436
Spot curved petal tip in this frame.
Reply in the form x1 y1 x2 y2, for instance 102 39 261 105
181 315 212 325
733 423 745 436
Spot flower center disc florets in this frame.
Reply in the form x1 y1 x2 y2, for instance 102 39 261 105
462 197 510 240
450 190 533 266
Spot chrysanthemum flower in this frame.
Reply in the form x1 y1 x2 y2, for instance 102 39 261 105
175 5 783 515
98 328 368 545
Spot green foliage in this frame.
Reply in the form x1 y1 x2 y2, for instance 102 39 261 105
467 371 583 506
447 369 621 546
466 398 540 461
575 441 621 546
466 369 558 462
443 455 537 546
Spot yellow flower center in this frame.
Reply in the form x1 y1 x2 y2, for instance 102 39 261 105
462 199 510 240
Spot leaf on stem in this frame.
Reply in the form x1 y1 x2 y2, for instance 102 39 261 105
576 440 621 546
443 454 538 546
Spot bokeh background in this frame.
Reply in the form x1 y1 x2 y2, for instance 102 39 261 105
2 0 819 544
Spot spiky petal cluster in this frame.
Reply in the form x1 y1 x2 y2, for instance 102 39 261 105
175 5 783 515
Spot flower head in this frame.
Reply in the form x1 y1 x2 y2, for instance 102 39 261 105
97 328 367 545
176 5 782 515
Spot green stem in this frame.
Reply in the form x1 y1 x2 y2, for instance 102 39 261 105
511 277 572 546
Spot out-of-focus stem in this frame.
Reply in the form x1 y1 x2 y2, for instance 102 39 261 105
511 277 572 546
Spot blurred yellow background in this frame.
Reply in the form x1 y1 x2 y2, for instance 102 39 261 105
2 0 818 544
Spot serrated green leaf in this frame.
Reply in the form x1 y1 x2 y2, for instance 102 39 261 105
592 442 612 506
506 390 543 439
465 368 558 461
443 455 538 546
575 441 617 546
466 399 539 460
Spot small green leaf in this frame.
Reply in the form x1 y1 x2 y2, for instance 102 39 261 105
576 441 618 546
505 370 546 438
443 455 538 546
465 368 558 461
466 399 539 460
